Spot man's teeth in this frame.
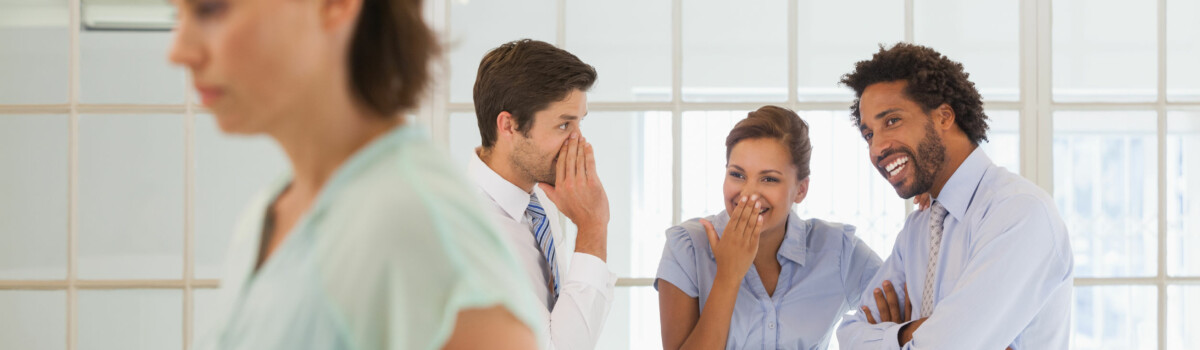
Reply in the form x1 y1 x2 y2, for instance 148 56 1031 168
885 157 909 176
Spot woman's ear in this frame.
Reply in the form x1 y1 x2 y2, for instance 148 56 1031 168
793 177 810 204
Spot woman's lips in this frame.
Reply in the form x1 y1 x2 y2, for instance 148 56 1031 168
194 85 223 105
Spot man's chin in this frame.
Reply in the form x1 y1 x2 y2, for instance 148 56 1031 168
890 180 924 200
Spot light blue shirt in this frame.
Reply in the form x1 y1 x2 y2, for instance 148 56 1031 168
656 210 882 349
836 148 1074 349
193 125 545 350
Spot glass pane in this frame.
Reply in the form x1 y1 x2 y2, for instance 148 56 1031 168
682 0 787 102
0 291 66 350
447 112 481 170
0 115 68 279
79 290 182 350
801 111 905 255
193 288 218 340
914 0 1019 101
0 0 68 104
1053 112 1157 278
583 112 672 278
679 110 746 221
1053 0 1156 102
1168 285 1200 350
796 0 903 101
565 0 670 102
447 0 555 103
194 114 286 279
1168 112 1200 276
80 28 185 104
596 286 660 350
1071 285 1156 350
980 110 1020 174
1167 0 1200 101
78 114 184 279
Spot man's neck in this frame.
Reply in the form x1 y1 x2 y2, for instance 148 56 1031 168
478 147 536 193
929 142 977 199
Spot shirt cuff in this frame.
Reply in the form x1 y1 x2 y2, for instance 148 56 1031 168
565 252 617 292
884 320 913 350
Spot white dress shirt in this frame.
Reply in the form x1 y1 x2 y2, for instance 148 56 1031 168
467 149 617 350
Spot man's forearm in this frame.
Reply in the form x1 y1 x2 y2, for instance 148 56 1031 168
574 225 607 261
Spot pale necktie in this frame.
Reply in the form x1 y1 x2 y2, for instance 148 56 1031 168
921 201 949 318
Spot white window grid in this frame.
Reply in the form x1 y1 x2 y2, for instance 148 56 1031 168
0 0 1197 349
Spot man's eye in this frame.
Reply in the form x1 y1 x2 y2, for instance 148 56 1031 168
886 117 900 126
558 123 569 130
193 1 227 18
863 132 873 141
763 177 779 183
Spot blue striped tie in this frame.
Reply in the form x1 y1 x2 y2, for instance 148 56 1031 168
526 194 561 297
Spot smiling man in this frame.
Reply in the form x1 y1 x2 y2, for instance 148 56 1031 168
834 43 1074 349
467 39 616 350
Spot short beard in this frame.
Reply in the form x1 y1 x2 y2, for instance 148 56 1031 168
511 135 557 186
886 120 946 199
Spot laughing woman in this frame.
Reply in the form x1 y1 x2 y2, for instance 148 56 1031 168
657 106 883 349
169 0 542 348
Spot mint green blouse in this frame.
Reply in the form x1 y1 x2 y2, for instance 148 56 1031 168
194 125 545 350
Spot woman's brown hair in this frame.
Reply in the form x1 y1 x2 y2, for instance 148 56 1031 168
725 106 813 180
348 0 438 117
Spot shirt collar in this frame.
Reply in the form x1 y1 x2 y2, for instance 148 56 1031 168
777 210 809 266
933 147 993 222
467 147 534 221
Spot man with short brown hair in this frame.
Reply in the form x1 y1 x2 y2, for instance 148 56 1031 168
468 39 615 349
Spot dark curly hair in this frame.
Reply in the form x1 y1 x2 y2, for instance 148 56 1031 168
840 43 989 145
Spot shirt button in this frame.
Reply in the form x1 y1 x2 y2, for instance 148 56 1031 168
768 322 775 329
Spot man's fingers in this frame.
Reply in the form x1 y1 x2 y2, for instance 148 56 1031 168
701 219 719 251
861 306 877 324
903 283 912 322
575 137 587 181
884 281 902 322
873 288 891 323
564 133 580 179
584 142 599 183
554 137 569 184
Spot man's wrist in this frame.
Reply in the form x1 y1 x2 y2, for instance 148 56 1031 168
574 225 608 261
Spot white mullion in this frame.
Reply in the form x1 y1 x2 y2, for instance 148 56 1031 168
1019 0 1039 181
786 0 797 107
555 0 565 48
1035 0 1054 194
67 0 81 348
904 0 914 43
183 63 197 350
1156 0 1168 348
671 0 682 226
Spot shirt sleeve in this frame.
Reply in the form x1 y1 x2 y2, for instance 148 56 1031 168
897 194 1073 349
840 225 884 308
545 252 617 350
836 220 911 350
655 223 701 297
